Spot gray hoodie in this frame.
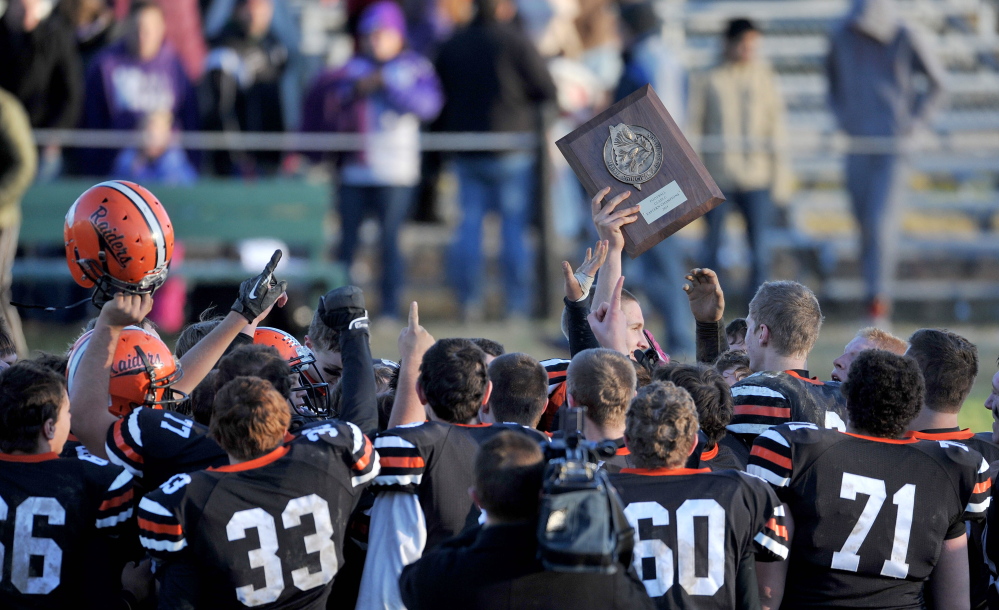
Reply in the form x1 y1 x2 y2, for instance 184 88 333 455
826 0 946 138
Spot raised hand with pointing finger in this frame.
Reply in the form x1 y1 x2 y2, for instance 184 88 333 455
588 276 631 355
231 249 288 323
398 301 435 364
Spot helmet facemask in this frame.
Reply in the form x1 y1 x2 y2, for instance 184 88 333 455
133 345 190 412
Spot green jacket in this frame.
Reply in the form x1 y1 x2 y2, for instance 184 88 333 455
0 88 37 229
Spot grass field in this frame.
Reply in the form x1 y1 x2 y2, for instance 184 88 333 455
25 317 999 434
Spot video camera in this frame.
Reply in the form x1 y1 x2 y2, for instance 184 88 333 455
536 407 635 573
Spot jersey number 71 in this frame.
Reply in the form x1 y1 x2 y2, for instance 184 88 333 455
831 472 915 579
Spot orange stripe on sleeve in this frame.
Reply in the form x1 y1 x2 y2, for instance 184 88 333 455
750 445 792 470
352 437 374 471
113 421 144 464
974 478 992 494
99 488 134 511
734 404 791 418
765 518 789 540
138 517 182 536
379 456 425 469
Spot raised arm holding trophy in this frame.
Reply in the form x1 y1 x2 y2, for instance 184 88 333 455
557 85 725 258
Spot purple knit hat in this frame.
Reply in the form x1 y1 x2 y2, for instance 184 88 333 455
359 1 406 36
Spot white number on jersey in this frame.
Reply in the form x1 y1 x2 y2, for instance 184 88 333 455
160 412 194 438
831 473 915 578
824 411 847 431
0 496 65 594
225 494 338 607
624 499 726 598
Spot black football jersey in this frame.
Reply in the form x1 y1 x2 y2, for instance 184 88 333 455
539 359 570 432
699 442 744 471
105 406 228 490
0 451 135 609
609 467 788 609
138 421 377 610
914 428 999 610
749 423 991 609
728 369 848 445
371 422 492 550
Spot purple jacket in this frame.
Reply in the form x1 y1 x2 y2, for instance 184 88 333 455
302 50 442 186
83 40 197 174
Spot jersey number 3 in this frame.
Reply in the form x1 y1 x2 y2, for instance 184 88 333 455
625 500 725 598
226 494 337 607
831 472 915 579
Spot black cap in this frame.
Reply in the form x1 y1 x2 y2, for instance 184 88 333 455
725 18 758 42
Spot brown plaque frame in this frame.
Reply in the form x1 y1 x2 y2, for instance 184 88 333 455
556 85 725 258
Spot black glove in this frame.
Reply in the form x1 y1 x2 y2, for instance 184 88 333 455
318 285 368 331
231 250 288 322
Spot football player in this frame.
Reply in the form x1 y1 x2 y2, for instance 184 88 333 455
0 362 137 608
68 249 289 462
138 376 378 608
653 362 745 470
749 350 991 609
480 352 552 439
357 328 504 608
830 326 907 383
566 347 638 471
726 280 848 447
610 381 788 609
99 285 379 490
904 329 999 610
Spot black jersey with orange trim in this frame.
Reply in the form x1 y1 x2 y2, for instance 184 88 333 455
105 406 228 490
371 421 539 550
138 421 377 610
0 451 135 609
609 467 788 610
538 359 571 432
727 370 847 446
913 427 999 610
749 423 991 609
699 442 744 471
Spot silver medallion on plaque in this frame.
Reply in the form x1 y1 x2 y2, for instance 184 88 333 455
603 123 663 191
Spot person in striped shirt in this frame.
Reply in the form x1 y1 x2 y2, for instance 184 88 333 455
0 362 138 609
727 280 848 448
749 350 990 609
609 380 788 609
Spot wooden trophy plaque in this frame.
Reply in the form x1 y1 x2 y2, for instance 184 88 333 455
556 85 725 258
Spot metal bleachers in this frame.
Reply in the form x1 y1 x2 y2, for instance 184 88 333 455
671 0 999 310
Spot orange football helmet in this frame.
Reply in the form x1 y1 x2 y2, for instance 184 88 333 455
253 327 332 420
64 180 175 305
67 326 188 417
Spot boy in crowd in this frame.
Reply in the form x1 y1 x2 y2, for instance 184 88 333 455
727 280 847 446
611 380 788 609
750 350 990 609
139 376 378 608
0 362 138 608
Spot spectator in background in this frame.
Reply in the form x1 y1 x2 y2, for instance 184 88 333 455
0 88 37 358
691 18 792 303
204 0 303 131
435 0 557 321
112 109 197 184
827 0 945 323
204 0 294 176
613 1 695 359
83 1 197 175
113 0 208 82
0 0 84 180
302 1 443 317
61 0 123 70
